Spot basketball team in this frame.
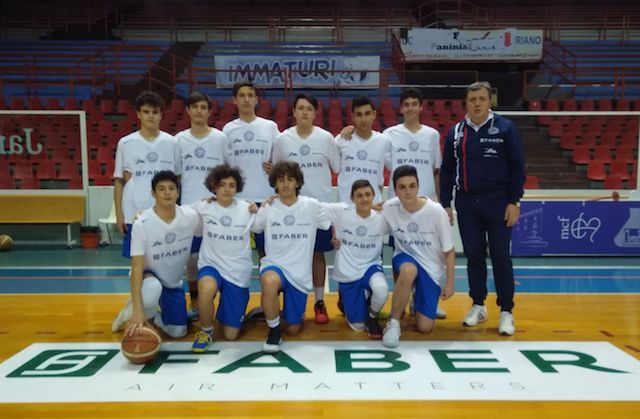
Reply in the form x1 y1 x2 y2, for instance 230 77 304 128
110 80 526 353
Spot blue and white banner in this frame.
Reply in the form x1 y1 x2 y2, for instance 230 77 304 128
214 55 380 88
401 28 543 62
512 201 640 255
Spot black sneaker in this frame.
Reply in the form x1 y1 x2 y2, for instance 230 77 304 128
366 315 383 340
262 326 283 353
314 300 329 324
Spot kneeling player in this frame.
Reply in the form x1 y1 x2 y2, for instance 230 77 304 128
252 161 331 353
113 171 201 338
381 165 455 348
190 164 256 352
325 179 390 338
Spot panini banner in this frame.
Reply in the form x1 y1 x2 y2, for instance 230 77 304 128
401 28 543 62
214 55 380 88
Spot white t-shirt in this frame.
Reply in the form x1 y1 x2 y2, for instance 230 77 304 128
223 117 280 202
324 203 390 283
252 195 331 293
191 199 254 288
130 205 201 289
114 131 180 224
335 131 390 204
384 124 442 200
273 126 340 202
381 197 453 287
174 128 228 205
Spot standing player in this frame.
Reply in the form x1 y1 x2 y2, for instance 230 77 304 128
335 96 390 204
190 165 256 352
272 93 341 324
440 81 525 336
223 81 280 257
252 161 331 353
381 165 455 348
384 88 447 319
114 171 201 338
175 91 228 318
113 91 180 258
324 179 389 339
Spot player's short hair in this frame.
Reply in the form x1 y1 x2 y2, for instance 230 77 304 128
392 165 419 189
269 161 304 196
400 87 423 104
232 80 257 97
151 170 180 191
187 91 211 109
205 164 244 193
293 93 318 111
350 179 375 197
135 90 165 111
352 95 375 113
466 81 492 99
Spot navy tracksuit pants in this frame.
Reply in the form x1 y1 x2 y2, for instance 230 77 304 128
455 190 515 312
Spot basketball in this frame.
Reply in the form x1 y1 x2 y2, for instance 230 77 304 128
0 235 13 252
121 326 162 364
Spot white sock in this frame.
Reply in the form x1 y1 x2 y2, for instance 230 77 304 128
369 272 389 313
314 287 324 302
266 316 280 328
201 326 213 335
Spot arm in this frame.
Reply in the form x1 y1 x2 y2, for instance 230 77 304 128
114 177 126 234
439 125 457 224
441 248 455 300
125 254 147 336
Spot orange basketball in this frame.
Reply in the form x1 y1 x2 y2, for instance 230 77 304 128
0 234 13 252
121 326 162 364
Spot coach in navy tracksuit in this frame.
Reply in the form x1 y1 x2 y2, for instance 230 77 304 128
440 81 525 336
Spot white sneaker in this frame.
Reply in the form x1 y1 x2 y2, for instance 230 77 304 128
382 318 401 348
498 311 515 336
111 299 133 332
462 304 488 327
435 307 447 319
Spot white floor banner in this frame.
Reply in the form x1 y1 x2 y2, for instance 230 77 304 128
0 341 638 402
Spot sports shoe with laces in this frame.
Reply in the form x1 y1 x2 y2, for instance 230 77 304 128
314 300 329 324
435 307 447 319
463 304 488 327
382 318 401 348
263 326 283 353
498 311 515 336
192 330 213 353
111 299 133 332
366 316 383 340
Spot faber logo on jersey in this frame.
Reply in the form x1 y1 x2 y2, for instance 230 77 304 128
165 233 176 244
341 228 353 235
288 152 298 157
409 141 420 151
356 150 368 160
244 131 255 141
147 152 158 163
206 219 218 225
300 145 311 155
194 147 206 158
356 226 368 237
396 147 407 152
220 216 232 227
1 342 638 402
407 222 419 233
284 215 296 226
151 241 163 247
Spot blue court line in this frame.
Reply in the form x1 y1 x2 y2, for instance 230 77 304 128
0 267 639 294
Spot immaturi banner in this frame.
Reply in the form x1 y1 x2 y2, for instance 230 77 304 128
214 55 380 88
1 341 639 402
401 28 543 62
512 201 640 255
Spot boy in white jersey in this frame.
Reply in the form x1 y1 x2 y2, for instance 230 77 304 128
335 96 390 204
381 165 455 348
222 81 280 257
175 91 228 318
114 91 180 258
190 164 256 352
272 94 341 325
115 171 201 338
325 179 390 339
253 161 331 353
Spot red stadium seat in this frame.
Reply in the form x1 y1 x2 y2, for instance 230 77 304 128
598 99 612 111
579 100 594 111
615 146 636 164
11 98 25 110
64 97 79 110
593 146 613 165
46 98 62 110
68 176 83 189
586 161 607 181
13 161 34 179
57 160 79 180
572 146 591 165
603 175 624 189
0 161 9 176
563 99 577 111
28 97 42 110
609 161 631 181
615 99 630 111
117 99 131 114
100 99 114 114
36 160 56 180
19 176 40 189
544 99 559 111
524 175 540 189
92 175 112 186
560 133 579 151
96 146 115 162
528 100 541 111
0 175 16 189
